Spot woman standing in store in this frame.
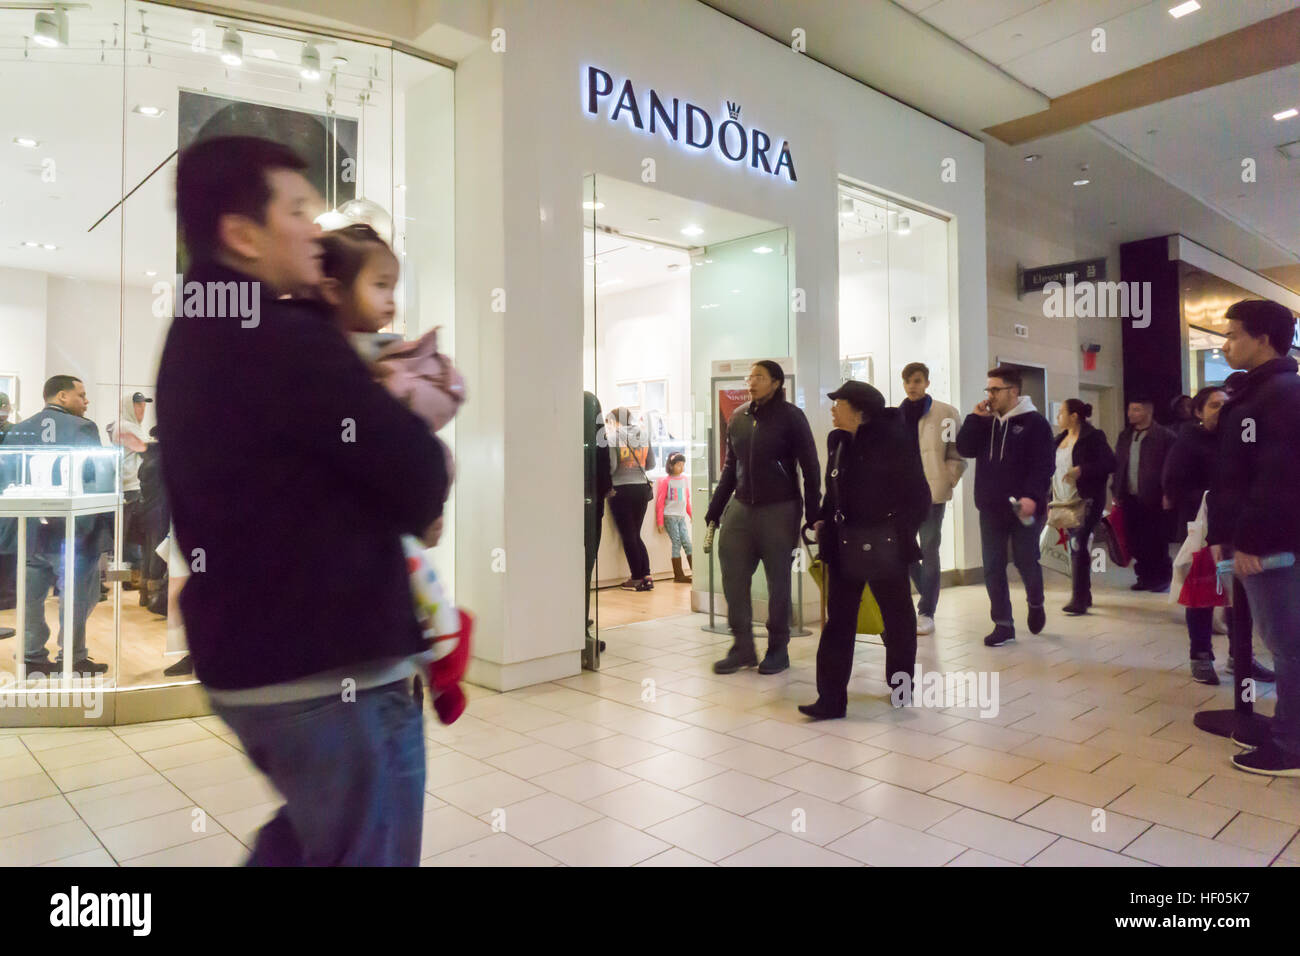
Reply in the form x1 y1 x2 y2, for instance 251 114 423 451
606 407 656 591
1163 386 1230 684
1054 399 1115 616
799 381 930 719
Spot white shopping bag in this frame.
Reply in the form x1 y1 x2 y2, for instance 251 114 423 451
1170 491 1209 603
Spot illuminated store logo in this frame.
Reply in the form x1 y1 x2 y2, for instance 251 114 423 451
584 66 797 183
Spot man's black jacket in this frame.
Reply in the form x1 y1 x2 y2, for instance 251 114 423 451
1208 356 1300 557
704 391 820 527
155 262 447 691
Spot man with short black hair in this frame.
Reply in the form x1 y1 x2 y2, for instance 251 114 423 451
1113 397 1176 591
899 361 965 635
1209 298 1300 776
957 365 1055 647
157 136 448 864
0 375 113 674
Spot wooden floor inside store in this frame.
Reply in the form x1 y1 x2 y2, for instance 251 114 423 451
592 576 694 629
0 593 184 688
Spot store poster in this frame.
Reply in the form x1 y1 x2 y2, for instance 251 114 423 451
176 91 358 271
717 386 750 472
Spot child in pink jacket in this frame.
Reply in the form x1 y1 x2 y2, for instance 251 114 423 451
655 452 693 583
319 223 470 723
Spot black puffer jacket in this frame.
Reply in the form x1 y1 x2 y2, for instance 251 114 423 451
1162 422 1216 529
704 391 820 526
819 409 931 566
1053 423 1115 507
1208 356 1300 556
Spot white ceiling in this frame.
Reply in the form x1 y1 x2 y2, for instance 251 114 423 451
900 0 1300 98
0 0 441 287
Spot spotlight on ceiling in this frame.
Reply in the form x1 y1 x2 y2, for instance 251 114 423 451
33 10 68 48
1273 108 1298 122
220 28 243 67
132 105 164 117
1023 154 1041 163
300 43 321 81
13 137 40 148
681 224 703 237
1168 1 1200 18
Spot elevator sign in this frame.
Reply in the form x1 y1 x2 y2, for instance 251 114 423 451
584 66 797 183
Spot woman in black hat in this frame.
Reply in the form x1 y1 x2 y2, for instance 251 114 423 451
800 380 931 719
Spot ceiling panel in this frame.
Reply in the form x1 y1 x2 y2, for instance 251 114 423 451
960 0 1149 66
919 0 1050 43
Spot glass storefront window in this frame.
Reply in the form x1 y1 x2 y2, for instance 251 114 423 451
837 181 957 574
0 0 453 721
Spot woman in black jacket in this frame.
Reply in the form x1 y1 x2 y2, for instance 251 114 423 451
799 381 930 720
1163 385 1229 684
1054 399 1116 615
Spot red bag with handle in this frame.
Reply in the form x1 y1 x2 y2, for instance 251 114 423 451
1177 547 1229 608
1101 500 1131 568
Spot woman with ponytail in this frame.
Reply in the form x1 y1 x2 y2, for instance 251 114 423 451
1053 399 1115 614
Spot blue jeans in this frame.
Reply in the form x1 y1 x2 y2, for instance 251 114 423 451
212 679 427 866
1242 562 1300 758
979 507 1045 629
908 502 945 617
664 515 692 558
24 549 101 665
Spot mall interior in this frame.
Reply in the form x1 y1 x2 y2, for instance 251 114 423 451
0 0 1297 868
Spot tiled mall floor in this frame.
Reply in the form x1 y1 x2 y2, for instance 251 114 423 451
2 578 1299 867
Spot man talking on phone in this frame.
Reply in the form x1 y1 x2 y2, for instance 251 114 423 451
956 366 1055 647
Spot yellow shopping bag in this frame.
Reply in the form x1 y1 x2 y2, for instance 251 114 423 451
804 529 885 635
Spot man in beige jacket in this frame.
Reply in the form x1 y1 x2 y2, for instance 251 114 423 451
900 363 966 634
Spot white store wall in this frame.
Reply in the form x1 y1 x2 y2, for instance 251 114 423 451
453 0 988 689
0 267 48 424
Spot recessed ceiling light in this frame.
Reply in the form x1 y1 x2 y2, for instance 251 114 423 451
133 105 164 117
582 201 604 210
144 270 157 277
1073 179 1090 186
13 136 39 148
1169 1 1200 18
753 245 773 254
1273 108 1298 122
22 240 39 247
681 225 703 237
1023 154 1041 163
41 243 56 250
640 243 654 250
731 289 740 294
33 10 67 48
704 259 713 263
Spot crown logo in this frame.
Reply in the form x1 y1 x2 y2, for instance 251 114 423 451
726 101 741 120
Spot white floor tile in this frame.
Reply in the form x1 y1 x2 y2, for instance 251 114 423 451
584 781 701 829
646 804 775 862
1124 825 1272 867
827 818 965 867
536 817 670 867
425 832 558 866
746 792 872 846
720 832 862 867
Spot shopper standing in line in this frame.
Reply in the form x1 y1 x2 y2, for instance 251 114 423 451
158 136 447 865
0 392 15 632
898 362 965 636
956 365 1055 647
800 381 929 719
1163 386 1231 684
1053 398 1115 616
606 406 656 592
1113 397 1177 592
1208 299 1300 776
705 360 820 676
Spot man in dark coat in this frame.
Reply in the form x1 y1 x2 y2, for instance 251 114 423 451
1113 398 1177 591
956 365 1056 647
0 376 114 674
1209 299 1300 777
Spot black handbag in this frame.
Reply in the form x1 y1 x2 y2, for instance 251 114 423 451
829 442 902 580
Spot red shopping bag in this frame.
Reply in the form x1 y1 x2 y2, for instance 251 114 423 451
1101 501 1131 568
1177 547 1229 608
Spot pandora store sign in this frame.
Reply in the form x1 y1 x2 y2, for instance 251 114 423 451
584 66 797 183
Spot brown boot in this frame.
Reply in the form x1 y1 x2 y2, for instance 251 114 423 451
672 557 692 583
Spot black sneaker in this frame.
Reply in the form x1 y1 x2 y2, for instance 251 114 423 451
59 658 109 676
713 643 758 674
797 700 845 721
758 646 789 675
163 654 193 677
1230 725 1268 749
1190 658 1219 685
1062 602 1088 616
1027 606 1046 635
23 659 54 677
984 626 1015 647
0 626 14 639
1130 581 1149 591
1232 742 1300 777
1225 657 1277 682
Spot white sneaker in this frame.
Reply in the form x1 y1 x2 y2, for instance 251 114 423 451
916 615 935 635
